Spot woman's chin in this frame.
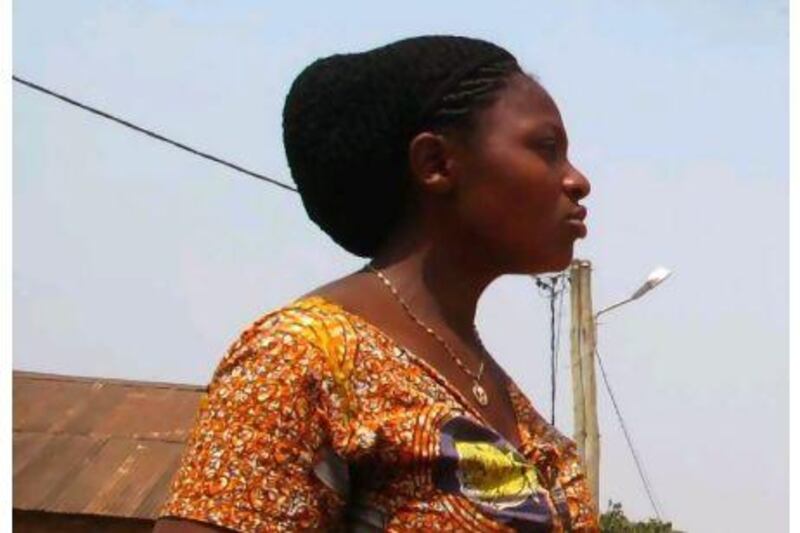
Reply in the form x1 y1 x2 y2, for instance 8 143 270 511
542 247 575 273
548 255 574 273
511 252 573 276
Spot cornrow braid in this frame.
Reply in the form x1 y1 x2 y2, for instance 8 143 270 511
427 59 522 133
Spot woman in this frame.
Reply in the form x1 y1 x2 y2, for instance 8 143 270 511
155 35 596 532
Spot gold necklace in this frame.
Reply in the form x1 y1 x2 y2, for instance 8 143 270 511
367 264 490 406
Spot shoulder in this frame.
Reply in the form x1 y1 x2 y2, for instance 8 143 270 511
160 297 353 530
211 295 360 384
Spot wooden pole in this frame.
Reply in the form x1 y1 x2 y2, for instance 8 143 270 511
578 260 600 511
568 261 586 461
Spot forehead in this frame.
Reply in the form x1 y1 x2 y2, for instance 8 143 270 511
479 75 564 135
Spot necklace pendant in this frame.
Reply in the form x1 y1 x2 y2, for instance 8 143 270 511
472 382 489 406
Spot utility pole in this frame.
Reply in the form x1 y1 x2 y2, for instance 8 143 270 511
569 262 586 459
569 259 600 511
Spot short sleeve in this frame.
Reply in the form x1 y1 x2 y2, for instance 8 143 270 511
159 309 349 532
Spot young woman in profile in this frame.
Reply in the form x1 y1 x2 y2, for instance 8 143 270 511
155 35 596 532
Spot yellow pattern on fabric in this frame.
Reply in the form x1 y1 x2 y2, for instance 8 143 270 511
454 440 542 509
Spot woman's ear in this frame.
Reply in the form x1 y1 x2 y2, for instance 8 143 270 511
408 132 457 195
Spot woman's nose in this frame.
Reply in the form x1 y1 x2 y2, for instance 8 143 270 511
563 164 591 202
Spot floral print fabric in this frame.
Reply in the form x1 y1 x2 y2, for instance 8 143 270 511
159 296 598 532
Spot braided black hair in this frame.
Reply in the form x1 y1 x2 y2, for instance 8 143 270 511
426 59 522 136
283 36 523 257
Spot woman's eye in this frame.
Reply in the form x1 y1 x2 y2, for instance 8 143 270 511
535 139 560 160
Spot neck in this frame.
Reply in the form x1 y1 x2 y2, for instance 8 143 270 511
369 223 498 342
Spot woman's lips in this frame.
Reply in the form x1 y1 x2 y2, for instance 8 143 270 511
565 206 588 238
567 205 587 221
566 218 588 238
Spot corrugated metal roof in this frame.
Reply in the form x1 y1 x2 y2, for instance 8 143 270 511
13 371 205 520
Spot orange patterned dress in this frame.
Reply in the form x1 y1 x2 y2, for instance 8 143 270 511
159 296 598 532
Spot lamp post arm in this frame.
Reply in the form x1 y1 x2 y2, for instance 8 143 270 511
595 296 637 319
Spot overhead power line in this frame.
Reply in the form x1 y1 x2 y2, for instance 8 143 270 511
534 273 569 426
12 75 298 193
595 345 663 520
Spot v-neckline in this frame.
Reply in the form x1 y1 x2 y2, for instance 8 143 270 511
294 294 527 452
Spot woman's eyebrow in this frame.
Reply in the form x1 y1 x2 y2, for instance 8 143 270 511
528 121 568 144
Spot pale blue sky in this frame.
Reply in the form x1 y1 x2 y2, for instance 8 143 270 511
13 1 787 531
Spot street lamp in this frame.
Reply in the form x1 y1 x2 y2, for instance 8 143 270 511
569 262 673 512
586 264 672 519
595 266 672 319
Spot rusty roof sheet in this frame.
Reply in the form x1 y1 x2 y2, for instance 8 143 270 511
13 371 205 520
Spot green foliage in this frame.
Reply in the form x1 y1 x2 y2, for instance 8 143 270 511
600 501 682 532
